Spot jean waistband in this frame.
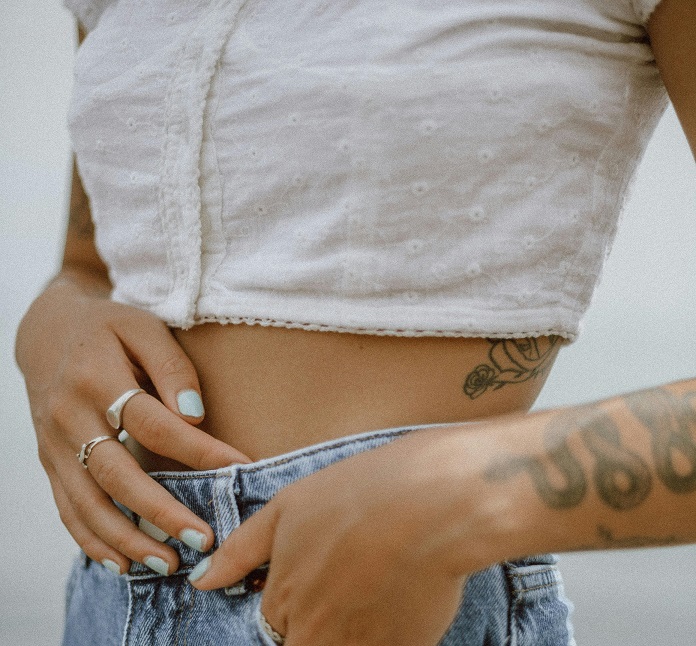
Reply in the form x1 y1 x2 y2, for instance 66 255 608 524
125 421 468 583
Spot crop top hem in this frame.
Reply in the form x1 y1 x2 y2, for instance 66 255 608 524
186 314 575 342
112 290 579 342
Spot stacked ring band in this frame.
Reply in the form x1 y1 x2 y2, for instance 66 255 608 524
77 435 120 469
106 387 145 430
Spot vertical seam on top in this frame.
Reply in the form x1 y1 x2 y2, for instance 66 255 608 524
158 0 251 326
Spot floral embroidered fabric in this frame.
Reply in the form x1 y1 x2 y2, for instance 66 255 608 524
64 0 666 341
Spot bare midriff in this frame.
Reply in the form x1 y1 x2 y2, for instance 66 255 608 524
129 323 561 470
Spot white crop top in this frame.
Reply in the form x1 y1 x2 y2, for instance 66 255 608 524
64 0 668 342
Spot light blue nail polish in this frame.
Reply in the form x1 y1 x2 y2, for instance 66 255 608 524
139 517 169 542
177 390 205 418
188 556 210 583
180 528 207 552
144 556 170 576
101 559 122 575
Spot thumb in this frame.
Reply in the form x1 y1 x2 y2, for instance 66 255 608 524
188 500 279 590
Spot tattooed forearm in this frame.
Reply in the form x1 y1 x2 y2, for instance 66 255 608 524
68 159 94 239
624 388 696 494
485 413 586 509
462 336 561 399
486 387 696 512
579 411 652 510
486 407 652 511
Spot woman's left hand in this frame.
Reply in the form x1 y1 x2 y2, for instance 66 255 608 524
188 426 497 645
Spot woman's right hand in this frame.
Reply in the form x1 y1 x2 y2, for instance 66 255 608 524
15 271 250 577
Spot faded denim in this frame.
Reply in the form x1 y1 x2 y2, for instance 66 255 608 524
62 423 575 645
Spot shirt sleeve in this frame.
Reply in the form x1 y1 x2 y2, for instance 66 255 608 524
631 0 665 25
63 0 114 33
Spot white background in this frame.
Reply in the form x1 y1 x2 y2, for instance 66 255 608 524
1 2 695 644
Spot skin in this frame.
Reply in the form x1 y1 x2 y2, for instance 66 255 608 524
13 1 696 643
167 325 560 464
191 381 696 645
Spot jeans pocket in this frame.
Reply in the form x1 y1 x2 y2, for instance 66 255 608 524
504 554 574 646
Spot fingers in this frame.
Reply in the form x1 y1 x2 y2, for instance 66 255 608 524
60 380 249 574
91 329 250 467
49 471 130 575
189 500 279 590
80 439 215 556
65 356 248 571
50 458 185 576
119 392 250 469
111 314 206 422
55 397 238 576
21 294 252 580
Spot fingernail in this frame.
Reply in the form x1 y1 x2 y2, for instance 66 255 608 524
139 517 170 542
188 556 211 583
177 390 205 417
179 528 207 552
101 559 122 575
144 556 170 576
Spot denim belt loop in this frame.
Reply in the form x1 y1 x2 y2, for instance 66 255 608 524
211 464 244 547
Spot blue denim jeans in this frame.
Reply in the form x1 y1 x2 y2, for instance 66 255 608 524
62 423 575 645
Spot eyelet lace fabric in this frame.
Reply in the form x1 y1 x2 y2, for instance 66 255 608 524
64 0 667 342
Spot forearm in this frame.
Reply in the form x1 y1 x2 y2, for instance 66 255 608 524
57 155 112 294
434 377 696 574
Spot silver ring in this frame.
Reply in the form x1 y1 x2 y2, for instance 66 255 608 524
258 610 285 645
106 388 145 430
77 435 120 469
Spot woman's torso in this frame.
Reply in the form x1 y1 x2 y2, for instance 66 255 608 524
72 0 662 469
128 326 561 469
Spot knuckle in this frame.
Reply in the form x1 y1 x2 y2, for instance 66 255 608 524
109 301 152 325
80 538 104 561
57 503 75 529
136 411 169 448
157 354 193 381
63 350 101 393
36 438 51 469
90 458 122 492
188 442 214 470
63 358 92 392
71 369 97 396
146 506 173 534
45 393 70 427
190 438 232 470
110 530 136 558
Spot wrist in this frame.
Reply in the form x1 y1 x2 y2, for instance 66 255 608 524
422 412 588 575
15 267 111 372
403 421 522 574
